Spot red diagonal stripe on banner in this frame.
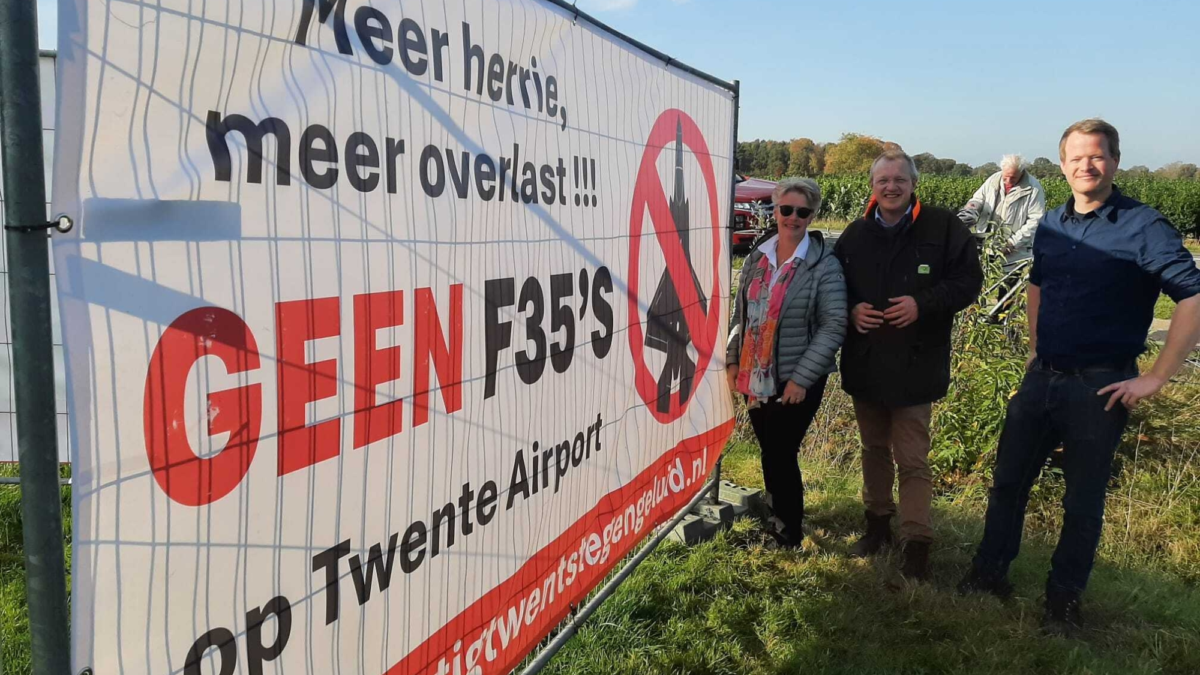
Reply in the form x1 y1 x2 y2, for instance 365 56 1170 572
384 418 735 675
640 169 717 355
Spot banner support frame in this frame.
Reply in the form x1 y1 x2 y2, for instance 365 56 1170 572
517 475 721 675
0 0 73 673
539 0 737 93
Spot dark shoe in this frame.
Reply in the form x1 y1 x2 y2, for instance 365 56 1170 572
957 564 1014 599
766 530 804 550
765 516 805 549
850 512 893 557
900 541 931 581
1042 588 1084 637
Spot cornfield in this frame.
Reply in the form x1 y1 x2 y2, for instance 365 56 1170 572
802 174 1200 237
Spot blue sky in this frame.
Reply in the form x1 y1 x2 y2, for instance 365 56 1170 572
36 0 1200 168
572 0 1200 169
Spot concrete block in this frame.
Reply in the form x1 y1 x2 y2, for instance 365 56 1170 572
722 501 753 518
718 481 764 511
667 513 718 545
693 501 735 525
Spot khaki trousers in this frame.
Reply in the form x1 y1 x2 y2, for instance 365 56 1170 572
852 397 934 543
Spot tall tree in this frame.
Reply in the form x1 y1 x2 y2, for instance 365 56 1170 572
974 162 1001 177
1155 162 1199 180
913 152 940 175
948 162 974 177
1028 157 1059 180
762 140 790 178
788 138 825 176
824 133 887 175
934 158 958 174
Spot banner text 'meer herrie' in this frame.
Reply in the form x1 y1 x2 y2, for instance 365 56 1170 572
55 0 735 673
204 1 593 202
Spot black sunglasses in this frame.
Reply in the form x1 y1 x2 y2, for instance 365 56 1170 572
777 205 814 219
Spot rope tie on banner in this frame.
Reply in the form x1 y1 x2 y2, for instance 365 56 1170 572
3 213 73 233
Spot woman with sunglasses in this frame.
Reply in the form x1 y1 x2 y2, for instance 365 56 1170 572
726 178 848 547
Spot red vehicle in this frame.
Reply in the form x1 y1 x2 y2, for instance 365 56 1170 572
731 174 776 253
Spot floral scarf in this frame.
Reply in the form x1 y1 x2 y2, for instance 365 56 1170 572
736 252 802 404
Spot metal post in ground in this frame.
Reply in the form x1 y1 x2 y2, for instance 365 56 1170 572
712 79 740 506
0 1 73 673
518 476 720 675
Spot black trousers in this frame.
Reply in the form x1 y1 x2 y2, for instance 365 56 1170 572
747 374 829 537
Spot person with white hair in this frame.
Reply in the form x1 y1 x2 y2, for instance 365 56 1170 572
959 118 1200 636
959 154 1047 266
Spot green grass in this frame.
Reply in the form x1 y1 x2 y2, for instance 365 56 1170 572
812 219 849 235
1 240 1195 673
1184 239 1200 255
5 391 1200 675
547 237 1200 674
0 464 71 675
544 369 1200 675
0 467 30 674
1156 294 1177 321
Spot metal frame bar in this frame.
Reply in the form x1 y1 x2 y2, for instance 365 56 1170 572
982 258 1032 298
517 475 719 675
982 259 1032 324
0 477 72 486
0 0 73 672
712 79 740 504
15 8 739 675
520 73 741 675
538 0 737 93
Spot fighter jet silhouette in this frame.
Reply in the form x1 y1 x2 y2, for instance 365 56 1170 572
645 117 708 414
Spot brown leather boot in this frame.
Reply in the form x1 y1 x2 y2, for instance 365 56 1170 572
850 512 893 557
900 541 931 580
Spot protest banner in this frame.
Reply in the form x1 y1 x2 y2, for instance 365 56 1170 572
53 1 736 672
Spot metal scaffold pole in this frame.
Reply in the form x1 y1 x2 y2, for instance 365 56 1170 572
0 0 73 672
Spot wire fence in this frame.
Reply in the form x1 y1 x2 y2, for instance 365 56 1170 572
3 1 742 674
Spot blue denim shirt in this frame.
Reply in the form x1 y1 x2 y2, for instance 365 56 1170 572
1030 187 1200 369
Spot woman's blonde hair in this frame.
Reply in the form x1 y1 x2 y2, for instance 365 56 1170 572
771 177 822 213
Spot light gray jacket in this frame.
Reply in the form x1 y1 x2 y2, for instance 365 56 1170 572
961 171 1046 264
726 231 848 390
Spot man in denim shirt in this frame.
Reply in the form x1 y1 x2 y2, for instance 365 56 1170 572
958 119 1200 635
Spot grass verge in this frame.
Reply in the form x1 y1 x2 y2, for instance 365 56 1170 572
544 369 1200 675
1 238 1195 674
1156 294 1177 321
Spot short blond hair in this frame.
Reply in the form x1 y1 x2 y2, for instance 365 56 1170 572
869 149 919 183
772 177 822 213
1059 119 1121 161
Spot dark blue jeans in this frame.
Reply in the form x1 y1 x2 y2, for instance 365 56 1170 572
973 359 1135 594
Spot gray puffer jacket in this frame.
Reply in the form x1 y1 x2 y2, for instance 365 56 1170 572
726 231 848 390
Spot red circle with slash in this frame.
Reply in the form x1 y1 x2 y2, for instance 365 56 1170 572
627 109 723 424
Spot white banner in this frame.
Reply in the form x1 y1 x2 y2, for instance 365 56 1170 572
53 1 735 673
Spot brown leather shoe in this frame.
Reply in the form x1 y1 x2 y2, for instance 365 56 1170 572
900 541 931 580
850 512 894 557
